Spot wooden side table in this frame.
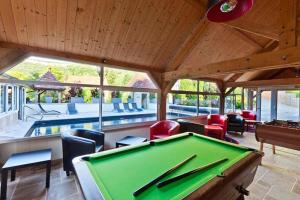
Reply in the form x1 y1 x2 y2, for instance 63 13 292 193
1 149 52 200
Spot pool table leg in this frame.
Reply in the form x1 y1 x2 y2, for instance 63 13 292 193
272 145 276 154
237 194 245 200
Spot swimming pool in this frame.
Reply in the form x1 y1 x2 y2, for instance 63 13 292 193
26 114 157 137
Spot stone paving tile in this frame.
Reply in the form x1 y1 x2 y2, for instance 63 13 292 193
292 180 300 195
264 186 300 200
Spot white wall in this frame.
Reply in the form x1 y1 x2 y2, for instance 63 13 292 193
0 125 151 164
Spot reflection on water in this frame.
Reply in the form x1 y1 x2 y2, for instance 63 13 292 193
31 116 158 137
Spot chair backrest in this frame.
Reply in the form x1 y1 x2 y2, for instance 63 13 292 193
150 120 180 138
132 102 138 109
123 103 130 110
209 114 221 123
67 103 78 114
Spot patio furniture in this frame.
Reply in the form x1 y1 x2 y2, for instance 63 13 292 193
132 102 143 111
61 129 104 176
67 103 78 115
207 114 227 133
38 103 61 115
177 119 205 134
227 114 245 135
113 103 124 113
1 149 52 200
116 136 147 147
123 103 134 112
150 120 180 140
204 125 225 140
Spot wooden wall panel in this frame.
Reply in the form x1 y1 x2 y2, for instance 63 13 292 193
0 0 18 42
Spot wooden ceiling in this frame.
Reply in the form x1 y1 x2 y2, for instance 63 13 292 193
0 0 204 69
0 0 297 86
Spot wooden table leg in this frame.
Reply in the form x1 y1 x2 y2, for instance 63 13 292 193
1 169 8 200
260 142 264 152
272 145 276 154
46 161 51 188
11 169 16 181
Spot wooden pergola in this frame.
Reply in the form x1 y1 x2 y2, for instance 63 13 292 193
0 0 299 119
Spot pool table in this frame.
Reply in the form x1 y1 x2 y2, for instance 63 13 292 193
73 133 262 200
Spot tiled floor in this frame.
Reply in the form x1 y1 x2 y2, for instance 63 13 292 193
1 132 300 200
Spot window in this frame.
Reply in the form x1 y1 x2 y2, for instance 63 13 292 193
104 67 156 89
277 90 300 121
7 86 12 111
14 86 18 110
167 79 220 119
225 87 242 113
5 56 101 85
0 85 5 113
167 93 197 119
261 91 271 122
0 56 158 140
171 79 197 91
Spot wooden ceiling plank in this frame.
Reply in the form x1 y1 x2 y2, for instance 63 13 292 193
163 44 300 81
34 0 47 47
153 3 204 68
85 0 105 56
129 0 167 65
80 0 97 54
149 1 188 67
0 13 7 41
55 0 68 51
166 18 208 71
279 0 297 49
112 0 140 60
46 0 57 50
10 0 28 45
226 77 300 88
64 0 77 52
139 0 180 67
0 42 164 73
0 0 18 42
23 0 38 47
99 1 124 58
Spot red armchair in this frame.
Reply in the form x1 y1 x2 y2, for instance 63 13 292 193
150 120 180 140
241 110 256 120
207 114 227 133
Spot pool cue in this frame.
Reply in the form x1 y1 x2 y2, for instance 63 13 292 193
133 154 197 196
157 158 228 188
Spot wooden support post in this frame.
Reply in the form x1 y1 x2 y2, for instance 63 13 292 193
260 142 264 152
272 145 276 154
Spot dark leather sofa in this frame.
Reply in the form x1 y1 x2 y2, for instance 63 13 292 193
61 129 104 176
227 114 245 135
177 119 205 134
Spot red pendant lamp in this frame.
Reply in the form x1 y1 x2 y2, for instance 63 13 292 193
206 0 253 23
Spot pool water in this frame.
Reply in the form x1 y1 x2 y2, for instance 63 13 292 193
26 114 157 137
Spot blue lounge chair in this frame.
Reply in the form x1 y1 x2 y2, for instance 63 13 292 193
67 103 78 115
132 103 143 112
123 103 134 112
113 103 124 113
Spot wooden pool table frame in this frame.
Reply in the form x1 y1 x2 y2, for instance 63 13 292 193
73 133 263 200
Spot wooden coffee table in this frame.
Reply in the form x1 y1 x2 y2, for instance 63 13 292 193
1 149 52 200
116 136 147 147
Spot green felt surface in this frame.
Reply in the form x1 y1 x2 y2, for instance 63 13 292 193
86 133 251 200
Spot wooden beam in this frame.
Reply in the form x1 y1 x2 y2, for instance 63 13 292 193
0 42 163 73
226 77 300 88
228 28 263 49
224 22 279 41
0 49 28 74
163 43 300 81
166 19 209 71
279 0 297 49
